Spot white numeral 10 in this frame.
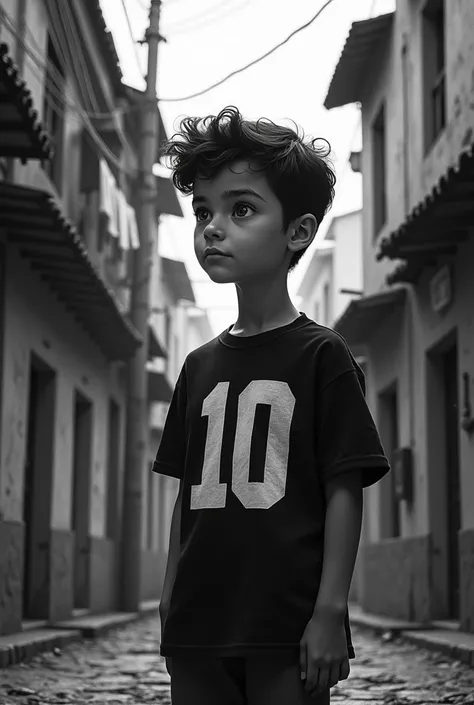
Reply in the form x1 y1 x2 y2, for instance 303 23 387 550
190 380 295 510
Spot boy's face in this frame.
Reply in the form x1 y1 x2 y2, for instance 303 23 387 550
192 160 292 284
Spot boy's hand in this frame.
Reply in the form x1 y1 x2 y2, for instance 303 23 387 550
299 608 350 696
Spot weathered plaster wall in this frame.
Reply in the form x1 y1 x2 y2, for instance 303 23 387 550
0 247 126 535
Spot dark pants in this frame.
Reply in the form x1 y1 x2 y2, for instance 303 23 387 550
170 651 330 705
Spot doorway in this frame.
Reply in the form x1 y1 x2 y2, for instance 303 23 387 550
378 383 401 539
23 356 56 619
427 334 461 620
71 391 93 610
442 344 461 618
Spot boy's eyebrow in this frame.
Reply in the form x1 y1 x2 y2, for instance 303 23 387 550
222 188 267 202
192 188 267 206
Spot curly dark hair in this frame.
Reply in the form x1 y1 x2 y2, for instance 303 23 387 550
163 106 336 271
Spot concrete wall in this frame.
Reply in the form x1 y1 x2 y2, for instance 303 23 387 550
361 0 474 297
299 211 362 328
354 0 474 626
0 245 126 631
332 211 363 318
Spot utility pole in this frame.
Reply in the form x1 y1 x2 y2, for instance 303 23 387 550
121 0 162 612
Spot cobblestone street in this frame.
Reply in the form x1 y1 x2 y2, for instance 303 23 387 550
0 617 473 704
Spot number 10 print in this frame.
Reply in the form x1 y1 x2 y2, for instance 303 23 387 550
191 380 296 510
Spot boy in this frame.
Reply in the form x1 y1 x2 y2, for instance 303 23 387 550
153 106 390 704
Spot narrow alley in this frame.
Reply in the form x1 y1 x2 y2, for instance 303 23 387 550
0 617 473 705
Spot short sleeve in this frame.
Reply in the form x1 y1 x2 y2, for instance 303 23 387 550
315 336 390 488
152 364 187 480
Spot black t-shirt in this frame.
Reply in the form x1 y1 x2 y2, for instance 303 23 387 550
153 313 390 658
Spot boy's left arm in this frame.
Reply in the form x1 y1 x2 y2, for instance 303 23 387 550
300 469 363 696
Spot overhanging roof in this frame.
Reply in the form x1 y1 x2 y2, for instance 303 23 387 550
377 142 474 285
156 175 183 218
123 85 168 164
85 1 123 93
148 324 167 359
0 183 142 361
161 257 195 303
333 288 406 347
0 43 53 162
324 13 394 110
148 369 173 403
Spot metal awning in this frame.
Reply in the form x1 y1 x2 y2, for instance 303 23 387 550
0 182 142 361
161 257 195 303
377 142 474 285
148 324 167 360
148 369 173 403
324 13 394 110
333 288 406 347
0 43 53 162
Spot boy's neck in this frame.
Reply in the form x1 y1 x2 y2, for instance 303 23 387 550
230 275 300 337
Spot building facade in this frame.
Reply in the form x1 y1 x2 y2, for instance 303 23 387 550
0 0 181 635
325 1 474 631
297 210 363 328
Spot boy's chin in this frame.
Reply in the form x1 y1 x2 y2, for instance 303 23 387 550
206 271 236 284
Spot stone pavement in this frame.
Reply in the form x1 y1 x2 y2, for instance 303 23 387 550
0 617 473 705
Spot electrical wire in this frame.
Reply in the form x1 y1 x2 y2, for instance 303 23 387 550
59 0 103 113
1 11 134 176
120 0 146 76
163 0 249 36
163 0 247 32
47 0 101 113
159 0 336 103
1 5 141 171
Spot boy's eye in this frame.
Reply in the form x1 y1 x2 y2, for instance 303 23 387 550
194 208 210 222
233 203 254 218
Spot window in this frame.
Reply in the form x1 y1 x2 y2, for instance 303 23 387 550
372 103 387 237
422 0 446 149
42 36 65 192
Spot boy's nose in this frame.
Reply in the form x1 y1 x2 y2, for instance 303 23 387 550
203 221 225 241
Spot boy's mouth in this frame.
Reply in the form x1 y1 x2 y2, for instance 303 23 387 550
204 247 230 259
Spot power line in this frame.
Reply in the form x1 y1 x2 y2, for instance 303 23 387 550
164 1 249 36
159 0 336 103
1 9 133 176
163 0 248 33
120 0 146 76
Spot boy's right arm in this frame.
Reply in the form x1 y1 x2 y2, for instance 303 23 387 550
159 480 183 626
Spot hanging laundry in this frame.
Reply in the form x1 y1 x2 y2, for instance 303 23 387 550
116 188 129 250
127 204 140 250
99 159 119 238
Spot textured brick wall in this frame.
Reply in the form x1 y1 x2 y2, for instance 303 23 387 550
360 535 431 623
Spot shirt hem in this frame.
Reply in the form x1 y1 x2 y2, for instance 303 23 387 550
321 455 390 486
160 643 356 660
152 460 182 479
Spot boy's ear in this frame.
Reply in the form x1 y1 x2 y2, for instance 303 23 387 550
287 214 319 253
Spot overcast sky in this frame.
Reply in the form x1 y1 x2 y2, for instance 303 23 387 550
100 0 395 334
